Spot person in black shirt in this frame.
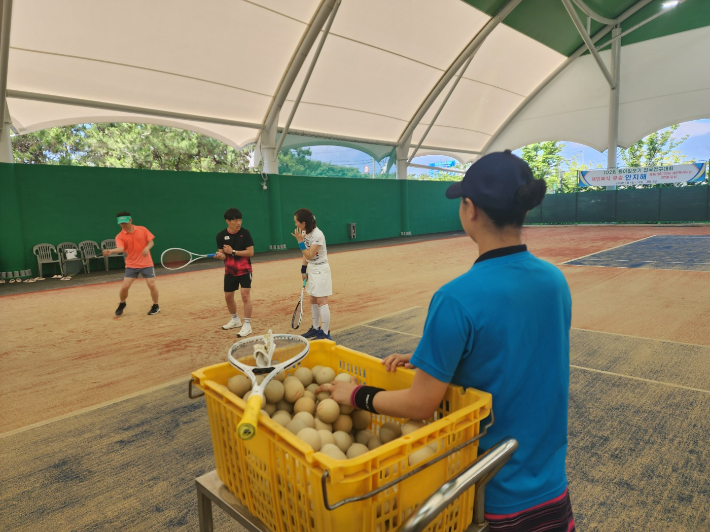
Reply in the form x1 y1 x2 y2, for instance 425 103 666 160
215 208 254 337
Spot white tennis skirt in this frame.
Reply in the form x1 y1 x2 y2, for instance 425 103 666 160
307 262 332 297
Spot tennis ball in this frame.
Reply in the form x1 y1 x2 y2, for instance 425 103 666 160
334 373 352 383
333 414 353 434
346 443 369 459
272 411 292 427
243 390 252 401
314 418 332 432
284 379 305 403
408 446 436 466
264 403 277 416
320 443 346 460
311 366 323 377
294 397 316 416
340 404 355 415
227 375 250 397
255 374 266 384
297 427 322 451
355 429 374 445
351 410 371 431
367 435 383 450
318 430 335 446
402 420 426 436
293 367 313 387
379 422 402 444
316 391 331 401
264 380 285 403
293 411 315 429
276 399 294 414
316 399 340 423
260 409 270 418
303 390 316 402
306 383 319 394
332 431 353 453
285 419 308 435
315 367 336 385
274 370 286 382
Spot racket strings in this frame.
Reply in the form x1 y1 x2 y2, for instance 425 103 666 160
230 340 306 367
161 249 192 269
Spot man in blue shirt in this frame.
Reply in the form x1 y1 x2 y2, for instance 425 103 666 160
320 151 575 531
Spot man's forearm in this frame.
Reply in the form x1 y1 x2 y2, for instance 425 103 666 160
372 388 437 420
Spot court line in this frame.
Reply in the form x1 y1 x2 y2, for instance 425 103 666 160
570 365 710 394
561 263 710 272
572 327 710 349
361 325 425 338
0 375 190 439
560 235 657 265
0 306 425 438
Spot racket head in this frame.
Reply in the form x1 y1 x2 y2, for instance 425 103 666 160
291 300 302 329
228 334 309 378
161 248 192 270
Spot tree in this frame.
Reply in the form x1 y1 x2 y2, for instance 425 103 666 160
12 123 254 172
276 148 369 178
520 142 565 191
618 125 689 168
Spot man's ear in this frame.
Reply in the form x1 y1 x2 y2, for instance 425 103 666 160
462 198 477 221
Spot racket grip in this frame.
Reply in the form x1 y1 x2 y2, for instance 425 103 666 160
238 394 264 440
207 253 216 258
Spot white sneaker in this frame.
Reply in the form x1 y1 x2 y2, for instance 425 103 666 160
237 322 252 338
222 317 242 330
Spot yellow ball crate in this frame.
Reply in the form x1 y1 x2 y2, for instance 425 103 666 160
190 340 492 532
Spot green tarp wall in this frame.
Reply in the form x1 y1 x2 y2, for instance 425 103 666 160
1 163 707 275
0 164 460 274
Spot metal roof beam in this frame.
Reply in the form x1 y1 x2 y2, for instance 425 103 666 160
570 0 617 25
6 90 264 130
479 0 655 156
0 0 14 138
273 0 341 157
397 0 523 149
561 0 615 89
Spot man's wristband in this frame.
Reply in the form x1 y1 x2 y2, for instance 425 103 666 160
353 385 385 414
298 242 307 250
232 250 237 257
301 265 307 274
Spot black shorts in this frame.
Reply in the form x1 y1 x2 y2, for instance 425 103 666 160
224 273 252 292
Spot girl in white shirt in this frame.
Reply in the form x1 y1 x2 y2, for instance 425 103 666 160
292 208 332 340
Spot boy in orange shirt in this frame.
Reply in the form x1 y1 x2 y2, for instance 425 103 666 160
102 211 160 316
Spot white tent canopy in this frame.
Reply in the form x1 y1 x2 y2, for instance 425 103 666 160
1 0 708 170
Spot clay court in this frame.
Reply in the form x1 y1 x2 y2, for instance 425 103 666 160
1 224 709 531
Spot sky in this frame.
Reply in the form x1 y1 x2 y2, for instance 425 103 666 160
305 119 710 177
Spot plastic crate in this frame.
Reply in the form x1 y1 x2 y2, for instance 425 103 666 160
191 340 492 532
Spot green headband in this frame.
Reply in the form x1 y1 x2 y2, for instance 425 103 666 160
117 216 131 224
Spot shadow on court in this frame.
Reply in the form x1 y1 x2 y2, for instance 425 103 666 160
1 308 708 531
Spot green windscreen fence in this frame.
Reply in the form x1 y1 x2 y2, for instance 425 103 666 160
0 162 707 274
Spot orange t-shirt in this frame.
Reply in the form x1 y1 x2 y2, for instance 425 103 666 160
115 225 155 268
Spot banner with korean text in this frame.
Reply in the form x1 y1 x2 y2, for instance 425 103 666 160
579 163 707 187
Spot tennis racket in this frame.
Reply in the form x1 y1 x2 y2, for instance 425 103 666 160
160 248 216 270
291 276 307 329
228 331 310 440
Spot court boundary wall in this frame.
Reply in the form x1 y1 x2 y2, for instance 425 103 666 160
0 163 707 274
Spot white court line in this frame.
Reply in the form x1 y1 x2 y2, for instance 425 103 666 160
560 234 657 265
362 325 424 338
571 365 710 394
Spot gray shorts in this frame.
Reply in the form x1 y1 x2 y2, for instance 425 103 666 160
125 266 156 279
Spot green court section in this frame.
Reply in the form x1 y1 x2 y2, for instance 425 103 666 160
0 163 461 274
528 186 710 225
463 0 710 56
2 309 708 531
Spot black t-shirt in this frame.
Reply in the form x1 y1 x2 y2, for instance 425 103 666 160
216 227 254 277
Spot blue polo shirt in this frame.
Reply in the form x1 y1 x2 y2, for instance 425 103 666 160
410 246 571 515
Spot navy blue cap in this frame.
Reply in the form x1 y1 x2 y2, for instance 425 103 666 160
446 150 534 211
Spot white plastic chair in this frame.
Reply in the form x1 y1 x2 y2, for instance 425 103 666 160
57 242 85 275
33 243 62 277
101 239 125 271
78 240 102 273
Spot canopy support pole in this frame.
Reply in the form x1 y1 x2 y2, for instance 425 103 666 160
561 0 615 89
0 0 13 163
606 26 622 189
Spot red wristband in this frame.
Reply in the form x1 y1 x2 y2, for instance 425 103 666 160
350 385 363 408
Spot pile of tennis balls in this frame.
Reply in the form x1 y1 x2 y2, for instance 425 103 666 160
228 366 434 465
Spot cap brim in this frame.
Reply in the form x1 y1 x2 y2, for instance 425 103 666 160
445 181 464 199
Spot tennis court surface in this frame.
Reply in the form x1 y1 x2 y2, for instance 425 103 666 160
564 234 710 271
1 225 708 531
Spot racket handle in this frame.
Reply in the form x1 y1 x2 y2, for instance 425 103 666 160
238 394 264 440
207 253 216 258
